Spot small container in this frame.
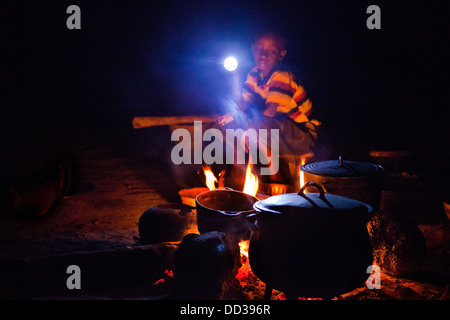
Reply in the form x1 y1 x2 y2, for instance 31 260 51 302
300 156 384 211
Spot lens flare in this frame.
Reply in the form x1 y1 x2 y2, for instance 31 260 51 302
224 56 238 71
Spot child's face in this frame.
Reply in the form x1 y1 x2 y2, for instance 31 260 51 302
251 36 287 76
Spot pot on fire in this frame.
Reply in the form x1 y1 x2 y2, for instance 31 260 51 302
195 188 259 241
300 156 384 211
249 182 374 298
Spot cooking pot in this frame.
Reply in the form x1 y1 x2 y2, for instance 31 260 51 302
300 156 384 211
196 188 259 240
249 182 374 298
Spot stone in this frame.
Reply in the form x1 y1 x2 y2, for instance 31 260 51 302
171 231 240 299
367 210 426 276
138 203 198 244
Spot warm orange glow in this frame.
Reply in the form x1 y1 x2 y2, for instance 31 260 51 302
239 239 249 258
270 184 288 195
242 163 258 197
203 166 217 190
236 240 251 281
299 157 306 190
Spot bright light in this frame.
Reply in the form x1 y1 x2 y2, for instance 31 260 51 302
224 56 238 71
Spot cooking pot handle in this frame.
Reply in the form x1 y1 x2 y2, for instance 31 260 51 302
218 209 256 217
298 182 336 209
298 182 326 200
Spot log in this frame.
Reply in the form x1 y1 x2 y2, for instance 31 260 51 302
0 242 179 299
367 210 426 276
338 273 449 300
378 273 449 300
132 115 220 129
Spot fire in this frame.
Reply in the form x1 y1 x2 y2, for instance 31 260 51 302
238 239 249 258
203 162 258 195
203 166 217 190
299 156 306 189
242 163 258 197
153 269 174 285
236 240 251 281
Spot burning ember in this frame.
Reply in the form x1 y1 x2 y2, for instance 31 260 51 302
153 269 174 285
235 239 286 300
236 240 251 281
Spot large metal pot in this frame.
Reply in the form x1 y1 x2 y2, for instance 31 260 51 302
300 156 384 211
249 182 373 298
196 188 259 240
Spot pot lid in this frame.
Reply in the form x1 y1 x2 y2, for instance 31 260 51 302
253 182 373 216
300 156 383 178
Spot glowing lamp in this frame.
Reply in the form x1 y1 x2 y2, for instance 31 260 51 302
224 56 238 71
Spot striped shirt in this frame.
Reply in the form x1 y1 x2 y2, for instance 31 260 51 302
242 66 312 123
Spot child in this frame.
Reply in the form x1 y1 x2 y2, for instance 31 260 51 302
204 32 319 187
220 32 320 157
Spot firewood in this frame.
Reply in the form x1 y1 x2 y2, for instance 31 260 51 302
338 273 449 300
367 210 426 276
0 242 179 299
132 115 219 129
378 273 449 300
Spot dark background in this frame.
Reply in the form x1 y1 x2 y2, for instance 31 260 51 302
2 0 449 182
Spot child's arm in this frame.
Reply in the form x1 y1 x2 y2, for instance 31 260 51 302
263 103 278 117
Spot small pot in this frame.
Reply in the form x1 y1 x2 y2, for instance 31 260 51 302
300 156 384 211
249 182 374 298
195 188 259 240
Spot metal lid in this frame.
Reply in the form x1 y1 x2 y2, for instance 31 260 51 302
253 182 373 216
300 156 383 178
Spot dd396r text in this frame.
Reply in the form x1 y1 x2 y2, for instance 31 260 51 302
224 304 270 315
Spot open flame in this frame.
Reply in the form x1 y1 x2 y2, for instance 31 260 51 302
242 163 258 197
239 239 249 258
236 239 252 281
203 165 217 191
203 163 258 196
299 156 306 190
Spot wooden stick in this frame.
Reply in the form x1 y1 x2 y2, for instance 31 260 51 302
0 242 179 299
132 115 220 129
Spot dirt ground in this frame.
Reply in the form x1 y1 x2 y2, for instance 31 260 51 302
0 124 183 260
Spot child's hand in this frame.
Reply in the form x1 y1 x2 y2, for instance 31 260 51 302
218 113 234 126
